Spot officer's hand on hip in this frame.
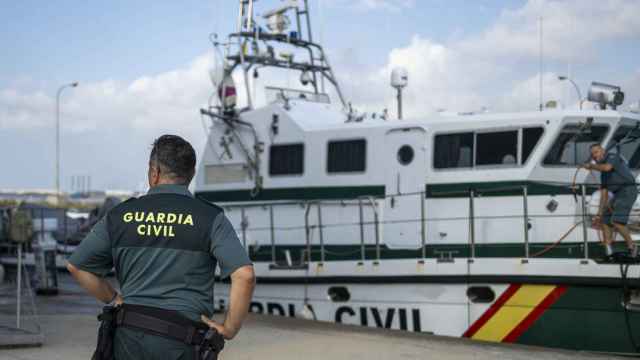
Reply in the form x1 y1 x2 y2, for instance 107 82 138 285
114 294 124 306
201 315 233 340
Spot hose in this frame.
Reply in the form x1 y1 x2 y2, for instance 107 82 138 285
531 221 582 257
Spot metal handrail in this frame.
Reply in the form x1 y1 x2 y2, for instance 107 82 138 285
269 205 275 264
222 198 376 210
228 185 619 263
317 203 325 264
468 190 475 259
304 202 312 264
365 196 381 263
238 212 595 231
358 198 365 264
420 192 426 260
240 207 248 249
581 184 589 260
523 185 530 258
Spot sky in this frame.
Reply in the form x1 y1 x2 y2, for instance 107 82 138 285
2 0 640 192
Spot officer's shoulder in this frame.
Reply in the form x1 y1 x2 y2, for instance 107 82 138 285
108 197 139 213
99 197 138 223
193 196 224 214
119 196 139 206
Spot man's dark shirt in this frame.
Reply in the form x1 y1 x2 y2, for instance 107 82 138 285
599 151 636 193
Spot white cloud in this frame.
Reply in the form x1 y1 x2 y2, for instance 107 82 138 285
3 0 640 190
0 89 54 129
2 54 215 133
459 0 640 62
0 54 220 190
498 72 566 111
324 0 415 12
331 0 640 117
5 0 637 132
620 69 640 110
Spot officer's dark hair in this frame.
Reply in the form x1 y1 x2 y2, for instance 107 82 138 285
149 135 196 184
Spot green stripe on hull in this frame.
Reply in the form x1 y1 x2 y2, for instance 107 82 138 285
249 242 612 263
196 186 385 202
195 181 594 202
517 286 640 353
426 181 597 198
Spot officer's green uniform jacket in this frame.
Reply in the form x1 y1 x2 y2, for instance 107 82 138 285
69 184 252 359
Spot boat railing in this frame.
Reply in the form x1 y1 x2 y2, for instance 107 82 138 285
219 181 632 266
5 182 619 265
265 86 331 104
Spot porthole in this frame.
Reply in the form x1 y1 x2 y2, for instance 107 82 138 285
397 145 414 165
328 286 350 302
467 286 495 303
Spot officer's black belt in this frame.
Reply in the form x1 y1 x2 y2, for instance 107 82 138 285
115 303 209 345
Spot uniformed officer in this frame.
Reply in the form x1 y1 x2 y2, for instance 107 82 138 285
67 134 255 359
583 144 638 257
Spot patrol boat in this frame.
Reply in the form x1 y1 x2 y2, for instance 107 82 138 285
198 0 640 354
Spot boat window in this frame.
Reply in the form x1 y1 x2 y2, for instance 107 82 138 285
327 139 366 173
522 127 544 163
269 143 304 175
543 124 609 166
434 133 473 168
397 145 414 165
611 125 640 169
476 131 518 166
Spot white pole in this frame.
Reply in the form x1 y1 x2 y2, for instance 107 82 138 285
566 62 571 108
539 16 543 111
16 243 22 329
56 89 61 205
317 0 326 93
55 82 79 205
397 88 403 120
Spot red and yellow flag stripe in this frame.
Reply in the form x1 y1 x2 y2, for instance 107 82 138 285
464 284 567 342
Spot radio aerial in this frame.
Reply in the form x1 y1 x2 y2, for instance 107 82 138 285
391 67 408 120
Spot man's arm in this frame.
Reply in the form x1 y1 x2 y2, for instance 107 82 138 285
66 263 123 304
201 265 255 339
583 163 613 172
66 217 120 304
202 213 255 339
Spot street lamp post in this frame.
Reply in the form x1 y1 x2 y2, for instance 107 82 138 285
558 76 582 109
55 82 79 206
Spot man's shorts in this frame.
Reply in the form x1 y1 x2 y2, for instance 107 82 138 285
603 186 638 226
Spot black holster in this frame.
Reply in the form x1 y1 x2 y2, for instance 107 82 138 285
92 305 119 360
93 303 224 360
197 328 226 360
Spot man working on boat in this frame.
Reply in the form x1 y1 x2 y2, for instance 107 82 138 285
582 144 638 257
66 134 255 359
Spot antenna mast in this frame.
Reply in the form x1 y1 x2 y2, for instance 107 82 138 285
223 0 347 110
539 15 543 112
